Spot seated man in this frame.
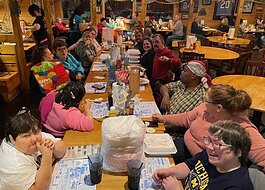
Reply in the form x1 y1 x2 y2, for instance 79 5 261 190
217 17 230 33
160 60 211 114
166 15 184 47
0 108 66 189
53 39 84 81
159 60 211 137
134 31 145 55
96 17 107 43
191 17 203 39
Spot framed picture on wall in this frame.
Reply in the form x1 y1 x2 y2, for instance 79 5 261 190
30 0 44 8
242 0 254 13
193 0 199 13
213 0 236 20
179 0 190 13
181 13 189 20
202 0 212 5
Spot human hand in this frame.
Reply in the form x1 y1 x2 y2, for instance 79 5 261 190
83 99 92 110
37 138 53 157
85 38 92 46
159 56 170 63
160 96 170 112
76 73 83 80
152 113 164 123
162 176 181 190
153 168 170 183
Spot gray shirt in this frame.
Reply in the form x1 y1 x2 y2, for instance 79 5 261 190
173 20 183 36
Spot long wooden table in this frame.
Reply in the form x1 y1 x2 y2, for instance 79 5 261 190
212 75 265 129
207 36 250 46
63 54 184 189
180 45 239 60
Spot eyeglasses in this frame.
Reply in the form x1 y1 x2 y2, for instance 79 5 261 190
203 136 232 150
57 47 67 52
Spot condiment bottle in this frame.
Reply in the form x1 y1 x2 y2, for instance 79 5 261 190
109 106 118 117
129 67 140 97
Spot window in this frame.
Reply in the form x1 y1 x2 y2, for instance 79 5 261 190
62 0 90 20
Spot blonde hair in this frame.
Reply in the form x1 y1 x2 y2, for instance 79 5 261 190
209 84 252 114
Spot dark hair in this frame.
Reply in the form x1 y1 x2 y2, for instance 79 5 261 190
55 81 85 109
100 17 106 23
143 37 153 49
53 39 67 51
28 4 41 17
209 120 251 165
6 108 42 142
69 6 84 30
31 46 49 65
209 84 252 114
152 33 165 44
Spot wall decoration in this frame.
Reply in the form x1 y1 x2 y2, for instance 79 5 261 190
213 0 236 20
242 0 254 13
202 0 212 5
30 0 44 8
193 0 199 13
181 13 189 20
198 8 207 16
179 0 190 13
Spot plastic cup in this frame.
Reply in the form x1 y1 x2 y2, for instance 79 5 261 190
88 153 103 184
127 159 143 190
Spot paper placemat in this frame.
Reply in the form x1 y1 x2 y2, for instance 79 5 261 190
134 102 161 118
85 82 107 93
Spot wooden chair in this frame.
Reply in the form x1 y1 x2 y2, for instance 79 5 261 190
182 51 205 63
217 51 252 76
177 40 186 60
212 31 225 36
200 37 210 46
245 59 265 77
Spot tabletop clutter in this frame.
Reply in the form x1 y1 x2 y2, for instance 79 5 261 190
49 44 178 189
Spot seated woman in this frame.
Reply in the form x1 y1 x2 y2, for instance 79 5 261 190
153 84 265 171
54 17 69 37
0 108 66 189
217 17 230 33
53 39 84 81
75 30 97 75
153 120 253 190
139 38 155 80
39 81 93 138
30 46 70 104
20 20 34 42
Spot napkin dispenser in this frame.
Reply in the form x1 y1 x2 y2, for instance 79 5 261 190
228 28 235 39
186 35 197 49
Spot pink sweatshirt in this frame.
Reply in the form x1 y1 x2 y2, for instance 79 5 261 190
163 103 265 168
39 92 93 137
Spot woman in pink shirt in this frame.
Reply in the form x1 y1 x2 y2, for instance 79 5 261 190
153 84 265 171
39 81 93 137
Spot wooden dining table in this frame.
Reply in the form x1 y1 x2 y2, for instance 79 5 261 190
180 45 240 60
62 52 184 189
207 36 250 46
212 75 265 128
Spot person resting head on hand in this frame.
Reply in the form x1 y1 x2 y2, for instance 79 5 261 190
153 120 253 190
0 107 66 190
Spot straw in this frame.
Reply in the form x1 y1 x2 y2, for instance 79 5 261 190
139 162 143 170
87 155 92 164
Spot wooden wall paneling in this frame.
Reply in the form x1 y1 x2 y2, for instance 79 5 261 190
8 0 27 91
43 0 54 48
186 0 195 36
140 0 147 27
91 0 97 25
234 0 244 37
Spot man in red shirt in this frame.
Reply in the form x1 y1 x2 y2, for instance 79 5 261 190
151 34 181 84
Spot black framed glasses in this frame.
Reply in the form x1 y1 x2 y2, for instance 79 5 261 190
203 136 232 150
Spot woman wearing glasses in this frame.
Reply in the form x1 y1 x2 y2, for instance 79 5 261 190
153 84 265 171
153 120 253 190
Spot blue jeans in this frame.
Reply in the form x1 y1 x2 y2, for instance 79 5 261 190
166 35 184 47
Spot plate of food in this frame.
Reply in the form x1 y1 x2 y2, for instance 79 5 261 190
140 78 150 85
